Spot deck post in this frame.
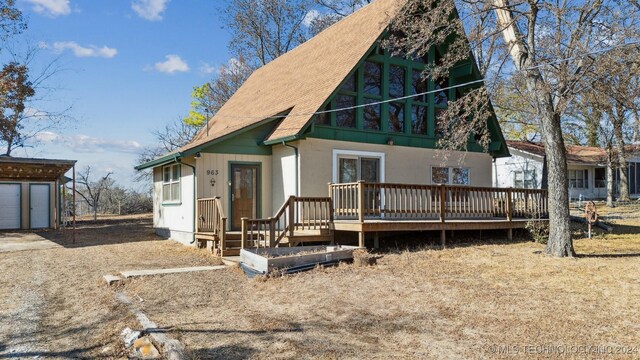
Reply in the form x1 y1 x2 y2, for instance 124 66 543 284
357 180 365 223
241 217 248 249
507 228 513 241
373 232 379 249
221 217 227 254
440 229 446 249
358 231 365 248
288 196 295 236
506 187 513 222
269 218 276 247
439 184 446 222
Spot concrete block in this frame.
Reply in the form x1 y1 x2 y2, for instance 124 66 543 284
104 275 123 286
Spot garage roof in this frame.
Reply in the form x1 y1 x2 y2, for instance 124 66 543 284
0 156 77 181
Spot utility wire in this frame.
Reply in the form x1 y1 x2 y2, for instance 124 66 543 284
201 40 640 122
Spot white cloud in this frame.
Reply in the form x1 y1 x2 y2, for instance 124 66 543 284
36 132 142 154
199 62 216 75
149 54 189 74
303 9 320 27
42 41 118 58
131 0 169 21
23 0 71 17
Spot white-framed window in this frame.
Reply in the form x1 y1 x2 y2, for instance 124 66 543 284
332 149 385 183
431 166 470 185
162 164 181 203
569 169 588 189
514 170 536 188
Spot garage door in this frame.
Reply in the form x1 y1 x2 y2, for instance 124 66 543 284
0 184 21 229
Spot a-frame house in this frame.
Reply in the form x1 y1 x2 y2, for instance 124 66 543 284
137 0 547 255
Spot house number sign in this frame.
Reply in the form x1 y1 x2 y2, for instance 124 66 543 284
206 169 219 186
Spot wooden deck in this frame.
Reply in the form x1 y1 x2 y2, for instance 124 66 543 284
196 182 549 252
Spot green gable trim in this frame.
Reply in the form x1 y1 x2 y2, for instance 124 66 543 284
197 121 275 155
135 117 281 171
135 153 179 171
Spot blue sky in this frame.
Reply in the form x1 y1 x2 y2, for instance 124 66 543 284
9 0 233 190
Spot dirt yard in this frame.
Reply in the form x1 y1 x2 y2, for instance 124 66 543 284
122 209 639 359
0 214 222 358
1 210 639 359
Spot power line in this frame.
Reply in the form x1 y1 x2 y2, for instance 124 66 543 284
200 40 640 122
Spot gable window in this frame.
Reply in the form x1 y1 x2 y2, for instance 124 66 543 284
569 169 588 189
432 166 469 185
336 95 356 128
514 170 536 188
333 150 384 183
363 61 382 96
162 164 180 203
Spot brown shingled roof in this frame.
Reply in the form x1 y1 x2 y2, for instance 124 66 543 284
181 0 406 153
507 141 607 165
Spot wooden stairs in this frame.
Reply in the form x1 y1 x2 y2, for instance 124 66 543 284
196 228 334 256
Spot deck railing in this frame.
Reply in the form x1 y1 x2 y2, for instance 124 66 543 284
197 197 226 248
329 181 548 221
241 196 333 248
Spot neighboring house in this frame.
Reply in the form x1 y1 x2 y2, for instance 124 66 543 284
494 141 640 200
136 0 513 246
0 156 76 230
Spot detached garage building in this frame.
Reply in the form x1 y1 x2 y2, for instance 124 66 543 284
0 156 76 230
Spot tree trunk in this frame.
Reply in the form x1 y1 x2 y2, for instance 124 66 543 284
540 112 575 257
633 110 639 144
493 0 574 257
607 155 614 207
612 110 629 201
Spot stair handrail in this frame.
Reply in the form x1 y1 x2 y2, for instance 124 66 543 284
241 196 333 249
197 197 227 252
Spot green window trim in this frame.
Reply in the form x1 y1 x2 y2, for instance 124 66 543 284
162 164 181 204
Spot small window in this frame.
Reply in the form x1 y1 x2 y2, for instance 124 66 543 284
341 73 356 92
452 168 469 185
411 70 427 103
363 61 382 96
514 170 536 188
337 156 381 183
389 102 405 132
363 99 381 131
432 167 449 184
336 95 356 128
389 65 405 99
162 164 180 203
434 78 449 106
313 103 331 126
411 105 427 135
569 169 588 189
432 166 469 185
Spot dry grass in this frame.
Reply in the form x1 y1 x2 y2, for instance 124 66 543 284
123 217 640 359
0 214 222 358
2 211 640 359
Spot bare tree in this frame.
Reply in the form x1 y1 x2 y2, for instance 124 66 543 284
388 0 640 256
223 0 312 67
135 117 201 182
183 57 253 128
76 166 113 221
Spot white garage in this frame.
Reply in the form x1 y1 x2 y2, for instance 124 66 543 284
0 156 76 230
0 184 21 229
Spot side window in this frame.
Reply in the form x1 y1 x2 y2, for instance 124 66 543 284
162 164 180 203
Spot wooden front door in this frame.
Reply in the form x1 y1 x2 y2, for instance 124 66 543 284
230 164 259 230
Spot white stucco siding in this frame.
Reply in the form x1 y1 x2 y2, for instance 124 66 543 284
271 144 298 214
298 138 494 197
152 160 195 245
